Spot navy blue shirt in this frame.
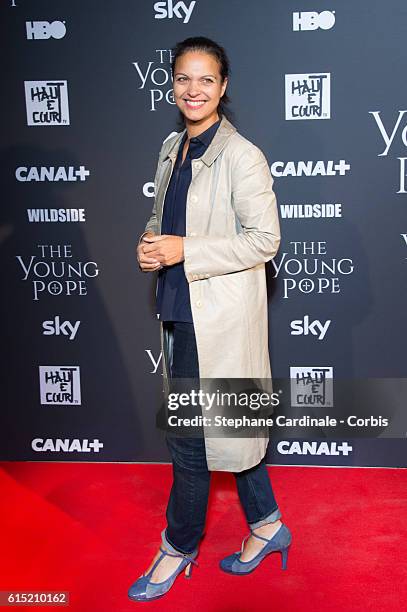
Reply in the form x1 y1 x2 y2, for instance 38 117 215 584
156 118 221 322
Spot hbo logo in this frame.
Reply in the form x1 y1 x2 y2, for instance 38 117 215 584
293 11 335 31
26 21 66 40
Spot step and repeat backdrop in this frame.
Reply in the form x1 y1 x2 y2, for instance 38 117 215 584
1 1 406 467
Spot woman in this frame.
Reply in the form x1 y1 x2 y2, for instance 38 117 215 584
130 36 291 602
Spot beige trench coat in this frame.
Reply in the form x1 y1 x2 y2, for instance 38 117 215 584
139 115 281 472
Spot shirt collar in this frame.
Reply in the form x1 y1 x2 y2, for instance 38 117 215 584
181 117 222 148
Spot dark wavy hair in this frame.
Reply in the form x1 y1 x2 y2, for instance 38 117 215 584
170 36 235 130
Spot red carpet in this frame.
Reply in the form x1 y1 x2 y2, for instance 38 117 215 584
1 462 406 611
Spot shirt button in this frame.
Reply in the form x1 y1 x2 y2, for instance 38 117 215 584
190 194 198 203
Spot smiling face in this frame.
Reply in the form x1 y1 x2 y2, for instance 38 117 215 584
173 50 228 129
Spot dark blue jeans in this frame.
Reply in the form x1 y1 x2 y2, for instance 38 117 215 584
162 321 282 555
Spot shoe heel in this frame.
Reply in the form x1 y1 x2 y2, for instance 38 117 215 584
184 562 193 579
281 545 290 570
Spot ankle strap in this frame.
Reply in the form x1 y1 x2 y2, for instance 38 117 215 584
240 530 269 554
250 530 272 543
159 546 199 566
240 524 283 554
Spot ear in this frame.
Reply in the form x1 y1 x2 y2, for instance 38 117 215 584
221 77 228 97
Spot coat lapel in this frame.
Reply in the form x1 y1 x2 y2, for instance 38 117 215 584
156 115 237 227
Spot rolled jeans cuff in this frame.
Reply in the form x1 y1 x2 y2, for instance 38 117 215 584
248 507 282 530
161 528 198 557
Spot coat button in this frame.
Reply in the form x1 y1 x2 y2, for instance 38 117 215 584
190 194 198 203
190 232 197 237
204 274 209 278
196 300 202 308
192 274 199 280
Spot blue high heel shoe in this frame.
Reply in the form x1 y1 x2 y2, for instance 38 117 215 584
128 546 198 602
219 523 292 575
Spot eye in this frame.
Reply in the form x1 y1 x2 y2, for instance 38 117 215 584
202 78 214 84
176 76 188 82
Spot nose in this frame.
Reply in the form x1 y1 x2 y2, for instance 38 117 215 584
186 80 201 97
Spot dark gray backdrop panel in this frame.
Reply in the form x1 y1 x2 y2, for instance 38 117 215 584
1 1 406 466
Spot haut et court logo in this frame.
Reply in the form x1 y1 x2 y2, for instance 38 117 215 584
290 366 334 407
285 73 330 120
39 365 81 405
24 80 70 126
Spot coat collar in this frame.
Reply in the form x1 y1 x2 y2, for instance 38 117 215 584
165 114 237 167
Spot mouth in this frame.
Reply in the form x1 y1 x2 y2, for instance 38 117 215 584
183 99 207 110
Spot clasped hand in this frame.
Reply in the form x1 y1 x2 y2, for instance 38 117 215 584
137 232 184 272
